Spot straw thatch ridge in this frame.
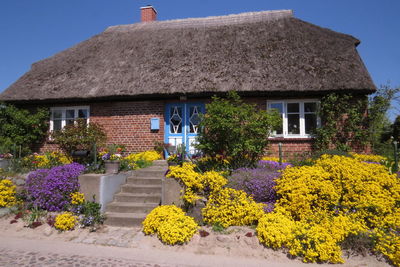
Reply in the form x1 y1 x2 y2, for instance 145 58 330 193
0 10 375 102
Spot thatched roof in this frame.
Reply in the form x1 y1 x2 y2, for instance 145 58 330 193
0 10 376 103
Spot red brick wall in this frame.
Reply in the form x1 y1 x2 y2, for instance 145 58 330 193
90 101 164 153
267 138 314 159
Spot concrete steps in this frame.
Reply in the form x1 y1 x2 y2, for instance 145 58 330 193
104 160 167 227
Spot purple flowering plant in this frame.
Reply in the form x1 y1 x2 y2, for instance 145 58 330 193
228 160 291 212
25 163 85 211
257 160 292 170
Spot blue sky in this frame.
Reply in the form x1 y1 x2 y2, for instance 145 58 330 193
1 0 399 118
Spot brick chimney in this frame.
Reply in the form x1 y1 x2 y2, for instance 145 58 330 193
141 5 157 22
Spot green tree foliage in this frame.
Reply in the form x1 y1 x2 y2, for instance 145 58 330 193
196 91 281 169
314 93 369 152
0 103 49 155
51 119 107 154
368 85 398 154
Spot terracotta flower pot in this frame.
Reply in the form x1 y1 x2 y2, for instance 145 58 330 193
104 160 120 174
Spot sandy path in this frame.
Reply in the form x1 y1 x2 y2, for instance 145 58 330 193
0 215 389 267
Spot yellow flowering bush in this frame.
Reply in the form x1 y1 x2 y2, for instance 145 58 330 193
257 210 296 249
261 156 286 162
167 162 203 190
288 215 363 263
275 165 337 220
276 155 400 226
315 155 399 227
0 179 17 207
125 150 161 162
70 192 85 205
374 228 400 266
23 152 72 169
180 188 202 205
350 152 386 163
142 205 199 245
166 163 227 205
258 211 365 263
54 212 77 231
258 154 400 264
122 150 161 169
143 205 184 235
201 170 228 192
372 208 400 266
202 188 264 228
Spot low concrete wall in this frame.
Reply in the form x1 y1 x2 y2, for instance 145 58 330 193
162 177 184 206
0 159 11 170
79 171 131 212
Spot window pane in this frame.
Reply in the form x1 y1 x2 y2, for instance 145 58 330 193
66 119 75 126
287 103 299 113
288 114 300 134
78 109 88 119
52 110 62 119
189 106 201 133
304 102 317 113
269 103 283 135
66 110 75 119
305 114 317 134
53 120 62 131
270 103 283 113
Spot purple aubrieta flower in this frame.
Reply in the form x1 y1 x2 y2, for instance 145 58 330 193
25 163 85 211
229 167 281 204
257 160 292 170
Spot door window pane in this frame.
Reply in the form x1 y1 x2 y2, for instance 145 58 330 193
170 106 182 134
189 106 201 133
288 114 300 134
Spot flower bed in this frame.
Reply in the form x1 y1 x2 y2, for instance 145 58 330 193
148 153 400 266
25 163 85 211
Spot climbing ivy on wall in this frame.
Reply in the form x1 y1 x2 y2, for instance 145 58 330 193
313 93 369 152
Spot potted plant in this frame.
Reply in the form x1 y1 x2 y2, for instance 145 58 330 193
99 144 125 174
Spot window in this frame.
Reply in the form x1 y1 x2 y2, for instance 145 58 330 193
50 106 89 131
267 100 320 138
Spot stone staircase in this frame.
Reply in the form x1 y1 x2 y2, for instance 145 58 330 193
104 160 167 227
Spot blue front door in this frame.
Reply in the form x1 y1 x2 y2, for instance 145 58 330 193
165 103 205 155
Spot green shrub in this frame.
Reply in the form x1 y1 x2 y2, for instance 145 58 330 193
196 92 281 169
52 119 106 155
0 104 49 156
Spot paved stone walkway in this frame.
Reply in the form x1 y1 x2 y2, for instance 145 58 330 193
0 248 173 267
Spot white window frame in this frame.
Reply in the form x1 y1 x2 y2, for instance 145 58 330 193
50 106 90 132
267 99 320 138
